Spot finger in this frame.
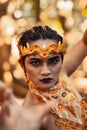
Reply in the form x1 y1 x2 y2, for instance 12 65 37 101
0 81 17 105
0 81 12 103
0 102 11 128
1 102 12 118
1 103 14 130
0 81 6 102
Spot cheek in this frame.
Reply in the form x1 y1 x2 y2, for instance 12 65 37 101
52 63 62 75
25 65 40 79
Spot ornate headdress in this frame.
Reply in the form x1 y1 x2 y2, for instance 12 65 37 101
18 41 65 59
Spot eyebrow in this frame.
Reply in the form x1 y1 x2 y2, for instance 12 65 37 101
29 54 60 60
29 57 42 60
48 55 60 59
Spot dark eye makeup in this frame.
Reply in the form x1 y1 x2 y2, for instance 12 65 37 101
48 56 60 65
27 55 61 67
29 58 42 66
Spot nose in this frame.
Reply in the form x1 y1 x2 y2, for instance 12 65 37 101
41 63 51 76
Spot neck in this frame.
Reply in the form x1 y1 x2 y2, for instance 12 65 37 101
23 80 59 107
23 87 44 107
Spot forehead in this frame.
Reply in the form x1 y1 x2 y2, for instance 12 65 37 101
30 39 57 47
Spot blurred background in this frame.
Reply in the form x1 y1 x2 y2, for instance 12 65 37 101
0 0 87 101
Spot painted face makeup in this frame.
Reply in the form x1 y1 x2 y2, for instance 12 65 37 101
18 39 64 90
25 53 62 90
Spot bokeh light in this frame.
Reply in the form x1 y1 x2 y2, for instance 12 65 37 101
0 15 16 36
0 0 8 4
3 71 13 83
2 62 10 71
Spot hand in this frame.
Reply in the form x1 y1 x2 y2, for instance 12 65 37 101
0 81 15 129
0 81 51 130
1 101 51 130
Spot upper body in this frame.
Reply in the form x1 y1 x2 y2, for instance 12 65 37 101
18 26 87 130
0 25 87 130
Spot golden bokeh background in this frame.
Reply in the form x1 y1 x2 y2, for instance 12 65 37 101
0 0 87 100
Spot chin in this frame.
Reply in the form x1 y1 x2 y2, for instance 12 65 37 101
37 83 56 90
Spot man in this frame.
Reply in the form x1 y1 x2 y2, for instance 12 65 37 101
0 26 87 130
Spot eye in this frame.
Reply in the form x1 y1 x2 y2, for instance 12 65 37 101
48 57 60 65
30 60 42 66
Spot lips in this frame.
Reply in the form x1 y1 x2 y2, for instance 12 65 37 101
40 78 52 83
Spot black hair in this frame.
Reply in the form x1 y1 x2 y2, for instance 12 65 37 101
18 25 63 46
18 25 64 66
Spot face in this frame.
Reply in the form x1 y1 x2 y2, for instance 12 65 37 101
24 39 63 90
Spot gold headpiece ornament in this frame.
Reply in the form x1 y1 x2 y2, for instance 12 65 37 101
18 41 65 59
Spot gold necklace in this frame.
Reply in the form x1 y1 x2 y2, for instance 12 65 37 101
29 80 87 130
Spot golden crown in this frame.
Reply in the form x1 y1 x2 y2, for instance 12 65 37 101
18 41 65 59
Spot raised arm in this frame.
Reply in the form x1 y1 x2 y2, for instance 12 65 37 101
62 29 87 76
